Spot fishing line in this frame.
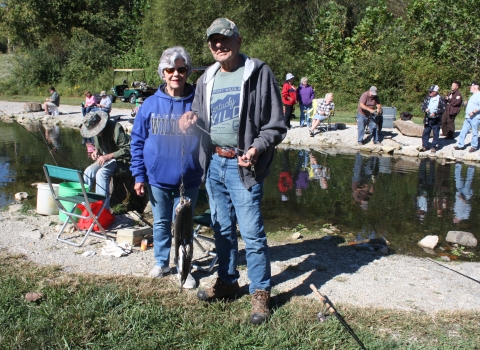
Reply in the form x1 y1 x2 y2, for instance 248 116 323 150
426 258 480 285
0 110 148 225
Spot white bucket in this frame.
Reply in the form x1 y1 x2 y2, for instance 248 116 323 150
36 183 59 215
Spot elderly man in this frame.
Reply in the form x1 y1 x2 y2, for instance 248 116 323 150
180 18 286 325
92 91 112 115
43 86 60 115
421 85 446 153
357 86 382 145
454 82 480 152
81 111 131 209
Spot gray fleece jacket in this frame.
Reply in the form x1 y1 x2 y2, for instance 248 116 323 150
192 54 287 189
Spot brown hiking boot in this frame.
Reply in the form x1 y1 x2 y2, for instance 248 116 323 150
197 277 239 301
250 290 270 325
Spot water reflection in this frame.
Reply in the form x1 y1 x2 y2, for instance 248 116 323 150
454 163 474 224
352 153 379 210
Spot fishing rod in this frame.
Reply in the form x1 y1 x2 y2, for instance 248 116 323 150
426 258 480 285
0 109 150 226
309 284 367 350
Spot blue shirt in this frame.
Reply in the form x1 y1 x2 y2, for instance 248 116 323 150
466 91 480 118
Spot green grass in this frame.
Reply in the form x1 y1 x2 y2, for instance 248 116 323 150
1 251 479 349
0 55 14 81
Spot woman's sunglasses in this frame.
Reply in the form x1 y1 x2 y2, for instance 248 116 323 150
164 67 187 74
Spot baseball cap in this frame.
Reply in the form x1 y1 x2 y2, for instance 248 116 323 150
286 73 294 80
428 85 439 92
369 86 377 95
471 81 479 86
206 18 239 41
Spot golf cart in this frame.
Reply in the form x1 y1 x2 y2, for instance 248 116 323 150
111 69 157 104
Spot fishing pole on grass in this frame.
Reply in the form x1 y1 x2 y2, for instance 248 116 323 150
0 109 149 226
309 284 367 350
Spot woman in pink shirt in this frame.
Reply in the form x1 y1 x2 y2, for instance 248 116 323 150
82 91 97 116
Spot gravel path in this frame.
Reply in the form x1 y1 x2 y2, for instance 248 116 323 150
1 101 479 314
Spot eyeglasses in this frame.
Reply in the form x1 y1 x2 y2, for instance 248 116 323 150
164 67 187 74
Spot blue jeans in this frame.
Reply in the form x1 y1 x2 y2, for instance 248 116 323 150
206 154 271 294
299 103 312 127
457 117 480 149
83 160 118 209
357 113 378 143
82 106 95 116
422 117 440 148
146 185 199 268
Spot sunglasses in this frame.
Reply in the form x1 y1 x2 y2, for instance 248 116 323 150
164 67 187 74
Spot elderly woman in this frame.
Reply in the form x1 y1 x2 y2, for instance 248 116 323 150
82 91 97 116
297 77 315 127
130 46 202 288
309 93 334 137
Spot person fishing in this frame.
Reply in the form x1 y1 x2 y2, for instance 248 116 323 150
129 46 201 288
81 111 131 210
179 18 287 325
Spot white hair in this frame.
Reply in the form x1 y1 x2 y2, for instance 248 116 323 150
325 92 333 99
158 46 193 81
301 77 308 84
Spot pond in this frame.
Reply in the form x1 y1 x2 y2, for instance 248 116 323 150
0 121 478 261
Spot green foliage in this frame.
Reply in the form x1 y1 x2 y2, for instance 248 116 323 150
62 28 114 85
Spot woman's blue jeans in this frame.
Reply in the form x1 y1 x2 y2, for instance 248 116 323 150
206 154 271 294
146 184 199 269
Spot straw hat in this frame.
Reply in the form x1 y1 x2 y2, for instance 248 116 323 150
80 111 108 138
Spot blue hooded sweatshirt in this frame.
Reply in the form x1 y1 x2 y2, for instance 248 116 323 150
130 84 203 190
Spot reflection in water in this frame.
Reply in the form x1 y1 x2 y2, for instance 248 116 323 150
294 150 309 201
454 163 474 224
277 149 293 202
44 125 61 151
417 159 435 221
352 152 379 211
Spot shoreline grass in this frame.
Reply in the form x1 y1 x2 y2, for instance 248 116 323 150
1 251 479 349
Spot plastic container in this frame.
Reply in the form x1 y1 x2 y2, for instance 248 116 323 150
36 183 59 215
58 182 89 222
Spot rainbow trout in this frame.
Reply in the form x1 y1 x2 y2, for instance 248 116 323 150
174 196 193 290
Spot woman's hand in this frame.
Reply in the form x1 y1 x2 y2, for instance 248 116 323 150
179 111 198 133
134 182 145 197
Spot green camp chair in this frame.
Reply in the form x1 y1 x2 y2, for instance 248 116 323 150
43 164 111 247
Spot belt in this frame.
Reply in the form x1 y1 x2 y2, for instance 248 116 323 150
213 146 237 159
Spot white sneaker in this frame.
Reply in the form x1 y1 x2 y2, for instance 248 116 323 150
149 266 171 278
182 273 196 289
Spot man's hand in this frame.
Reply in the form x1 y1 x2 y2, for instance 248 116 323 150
179 111 198 133
134 182 145 197
238 147 257 168
91 150 98 160
96 153 113 166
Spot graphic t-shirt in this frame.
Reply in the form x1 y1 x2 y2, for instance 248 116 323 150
210 64 245 147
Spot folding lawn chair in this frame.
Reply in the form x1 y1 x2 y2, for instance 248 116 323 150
191 188 218 272
43 164 111 247
306 99 333 132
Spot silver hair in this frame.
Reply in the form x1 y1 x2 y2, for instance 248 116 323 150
157 46 193 81
325 92 333 99
301 77 308 84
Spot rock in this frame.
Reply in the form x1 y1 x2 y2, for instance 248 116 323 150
462 152 480 162
292 232 302 240
24 102 43 112
379 246 389 254
19 231 43 239
418 235 439 249
382 146 395 153
394 120 424 137
446 231 477 247
14 192 28 201
422 247 436 255
400 146 420 157
441 256 451 262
